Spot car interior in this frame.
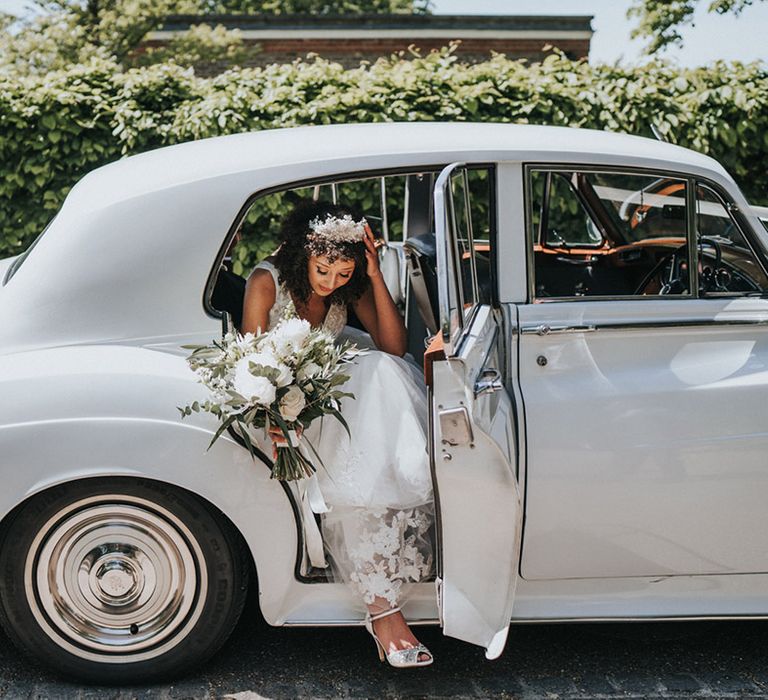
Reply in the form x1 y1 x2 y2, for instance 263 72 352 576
209 167 495 374
208 167 499 581
529 169 768 299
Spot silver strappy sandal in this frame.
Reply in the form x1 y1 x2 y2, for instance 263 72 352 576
364 606 434 668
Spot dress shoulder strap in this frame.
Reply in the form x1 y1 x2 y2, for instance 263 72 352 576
252 258 281 292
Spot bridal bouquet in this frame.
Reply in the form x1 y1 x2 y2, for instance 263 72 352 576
178 317 363 481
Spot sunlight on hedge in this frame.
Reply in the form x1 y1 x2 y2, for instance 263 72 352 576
1 47 766 258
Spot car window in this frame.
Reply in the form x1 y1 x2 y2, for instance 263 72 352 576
538 172 604 247
227 173 417 279
448 167 493 311
696 183 768 295
528 168 691 299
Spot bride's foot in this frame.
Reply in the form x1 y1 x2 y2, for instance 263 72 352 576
365 607 433 667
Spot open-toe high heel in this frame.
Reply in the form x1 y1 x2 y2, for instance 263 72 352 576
364 607 433 668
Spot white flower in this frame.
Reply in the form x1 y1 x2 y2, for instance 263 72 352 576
273 362 294 388
242 350 293 388
279 385 306 422
245 348 279 369
233 358 277 406
236 332 257 350
268 317 311 358
297 361 321 381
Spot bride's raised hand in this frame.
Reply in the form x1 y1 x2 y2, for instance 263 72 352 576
363 223 383 279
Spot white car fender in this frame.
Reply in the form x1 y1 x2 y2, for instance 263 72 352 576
0 343 300 621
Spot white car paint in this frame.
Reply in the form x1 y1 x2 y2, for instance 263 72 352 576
2 123 768 671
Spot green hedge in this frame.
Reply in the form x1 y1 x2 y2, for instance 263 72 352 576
1 48 766 260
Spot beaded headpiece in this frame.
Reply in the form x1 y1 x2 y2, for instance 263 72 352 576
305 213 367 260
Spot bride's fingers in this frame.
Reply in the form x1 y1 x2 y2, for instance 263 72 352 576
268 427 287 445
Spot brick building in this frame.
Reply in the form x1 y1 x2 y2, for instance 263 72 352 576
150 14 593 69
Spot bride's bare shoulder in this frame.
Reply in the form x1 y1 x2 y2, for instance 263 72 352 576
244 266 276 305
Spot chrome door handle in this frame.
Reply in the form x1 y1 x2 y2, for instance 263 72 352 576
474 368 503 397
520 324 596 336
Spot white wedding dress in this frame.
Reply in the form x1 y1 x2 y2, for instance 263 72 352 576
252 260 434 612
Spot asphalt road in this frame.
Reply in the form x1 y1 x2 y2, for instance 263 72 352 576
2 594 768 699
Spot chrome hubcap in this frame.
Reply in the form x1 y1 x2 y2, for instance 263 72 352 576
26 496 208 660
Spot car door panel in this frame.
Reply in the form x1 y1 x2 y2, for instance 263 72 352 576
431 163 522 658
518 297 768 580
432 308 521 655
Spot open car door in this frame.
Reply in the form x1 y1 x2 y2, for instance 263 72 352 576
430 163 522 659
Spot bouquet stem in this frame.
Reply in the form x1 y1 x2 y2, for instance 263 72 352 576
273 440 316 481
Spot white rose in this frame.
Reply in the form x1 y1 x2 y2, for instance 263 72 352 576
233 358 277 406
269 317 312 358
279 385 306 422
297 361 321 381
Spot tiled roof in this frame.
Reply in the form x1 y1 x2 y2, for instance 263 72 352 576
158 13 593 34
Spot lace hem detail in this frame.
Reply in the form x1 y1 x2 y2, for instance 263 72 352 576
323 505 433 609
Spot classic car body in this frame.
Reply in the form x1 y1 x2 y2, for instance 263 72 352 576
1 122 767 681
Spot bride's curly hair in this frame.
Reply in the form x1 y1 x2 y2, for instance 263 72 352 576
273 199 371 307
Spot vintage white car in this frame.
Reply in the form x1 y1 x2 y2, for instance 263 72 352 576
1 122 767 683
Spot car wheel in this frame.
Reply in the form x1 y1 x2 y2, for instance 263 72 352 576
0 477 250 683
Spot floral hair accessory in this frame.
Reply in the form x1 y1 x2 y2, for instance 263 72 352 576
308 214 367 244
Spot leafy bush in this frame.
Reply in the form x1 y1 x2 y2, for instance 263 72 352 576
1 47 766 260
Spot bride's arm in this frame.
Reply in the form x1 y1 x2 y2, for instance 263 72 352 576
241 268 275 335
352 231 407 356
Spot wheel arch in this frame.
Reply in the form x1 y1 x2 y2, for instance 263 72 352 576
0 417 302 620
0 473 257 586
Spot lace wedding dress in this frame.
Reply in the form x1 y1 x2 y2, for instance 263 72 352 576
252 260 434 612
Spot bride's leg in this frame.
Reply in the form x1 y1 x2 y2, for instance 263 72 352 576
321 505 434 662
366 598 432 663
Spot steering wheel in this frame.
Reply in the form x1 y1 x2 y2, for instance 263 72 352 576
696 237 725 293
633 237 723 295
633 242 689 295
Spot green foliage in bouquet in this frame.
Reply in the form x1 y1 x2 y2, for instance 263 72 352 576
178 316 362 480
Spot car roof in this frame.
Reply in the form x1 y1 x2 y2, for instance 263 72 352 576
69 122 730 212
0 122 743 355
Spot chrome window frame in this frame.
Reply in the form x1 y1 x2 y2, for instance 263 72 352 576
204 164 451 321
523 163 768 304
694 180 768 297
434 163 496 356
435 162 466 355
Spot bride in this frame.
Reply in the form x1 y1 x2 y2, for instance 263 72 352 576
241 200 434 668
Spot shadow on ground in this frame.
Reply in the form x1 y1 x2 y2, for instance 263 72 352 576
2 591 767 698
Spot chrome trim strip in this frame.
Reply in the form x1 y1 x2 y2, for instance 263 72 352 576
520 324 596 336
521 318 768 334
286 613 768 626
283 618 440 627
686 176 699 295
511 614 768 625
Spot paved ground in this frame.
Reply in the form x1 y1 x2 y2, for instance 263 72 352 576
3 595 768 699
